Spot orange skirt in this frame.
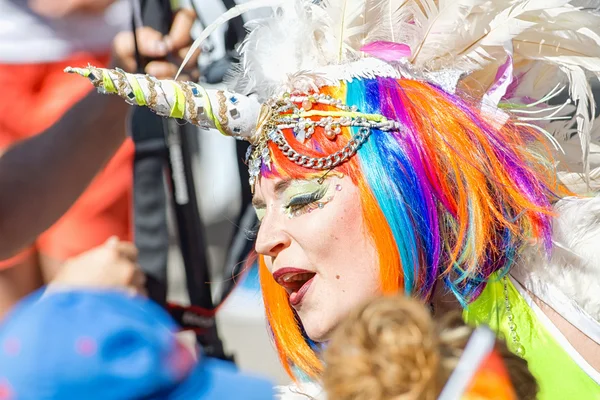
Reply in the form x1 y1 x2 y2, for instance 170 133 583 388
0 52 134 267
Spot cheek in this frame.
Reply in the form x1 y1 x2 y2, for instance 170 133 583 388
329 197 379 294
327 239 380 296
292 182 381 341
307 183 379 282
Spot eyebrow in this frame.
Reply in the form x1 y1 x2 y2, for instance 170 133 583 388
251 179 294 208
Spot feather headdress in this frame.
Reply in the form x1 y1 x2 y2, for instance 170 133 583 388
180 0 600 176
67 0 600 176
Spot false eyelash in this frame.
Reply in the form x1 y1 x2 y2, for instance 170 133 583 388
286 186 329 217
286 185 328 208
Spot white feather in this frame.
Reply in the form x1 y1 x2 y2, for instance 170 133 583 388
322 0 368 62
176 0 284 79
458 3 555 67
409 0 491 68
562 65 594 178
362 0 413 46
217 0 600 174
233 1 336 98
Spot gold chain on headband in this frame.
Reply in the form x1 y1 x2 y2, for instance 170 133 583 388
247 92 404 187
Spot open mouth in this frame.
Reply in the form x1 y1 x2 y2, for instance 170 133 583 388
273 269 317 307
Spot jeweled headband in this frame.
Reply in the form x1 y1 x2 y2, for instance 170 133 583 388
247 92 403 186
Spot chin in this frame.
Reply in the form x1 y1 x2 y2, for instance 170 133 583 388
305 328 332 343
300 314 336 343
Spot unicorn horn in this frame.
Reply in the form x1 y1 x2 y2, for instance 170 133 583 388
64 66 261 142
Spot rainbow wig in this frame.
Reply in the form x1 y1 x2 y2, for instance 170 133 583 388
257 77 567 379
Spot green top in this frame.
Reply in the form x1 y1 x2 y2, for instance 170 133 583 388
464 276 600 400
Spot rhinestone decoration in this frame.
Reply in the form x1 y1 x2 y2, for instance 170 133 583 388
247 92 404 189
245 145 254 163
230 108 240 119
503 276 525 357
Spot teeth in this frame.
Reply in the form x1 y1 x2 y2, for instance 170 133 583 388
282 273 314 283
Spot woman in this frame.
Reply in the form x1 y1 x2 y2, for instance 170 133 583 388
323 294 538 400
66 0 600 397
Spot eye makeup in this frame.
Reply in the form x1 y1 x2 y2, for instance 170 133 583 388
254 207 266 222
252 178 342 222
282 180 336 219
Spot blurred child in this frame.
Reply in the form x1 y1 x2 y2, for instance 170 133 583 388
323 295 538 400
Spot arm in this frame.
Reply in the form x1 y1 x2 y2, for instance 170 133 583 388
0 91 128 259
0 5 201 259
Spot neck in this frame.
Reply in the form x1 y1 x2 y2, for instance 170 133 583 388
430 282 462 317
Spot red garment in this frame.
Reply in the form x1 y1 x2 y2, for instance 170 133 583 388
0 52 133 266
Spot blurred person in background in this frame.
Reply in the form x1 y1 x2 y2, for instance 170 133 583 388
0 0 198 317
0 275 273 400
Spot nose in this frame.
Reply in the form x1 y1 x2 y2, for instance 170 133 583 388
255 212 292 259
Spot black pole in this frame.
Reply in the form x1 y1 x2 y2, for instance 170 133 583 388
132 0 229 360
164 119 228 359
130 0 171 306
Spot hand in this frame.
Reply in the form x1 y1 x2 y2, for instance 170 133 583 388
113 8 200 81
50 237 146 296
28 0 117 18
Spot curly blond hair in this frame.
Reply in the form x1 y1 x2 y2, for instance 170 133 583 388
322 295 538 400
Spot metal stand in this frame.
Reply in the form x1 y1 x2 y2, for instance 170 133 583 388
130 0 230 361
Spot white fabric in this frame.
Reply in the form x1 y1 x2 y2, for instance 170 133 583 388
513 196 600 323
510 196 600 383
275 382 326 400
0 0 130 63
512 263 600 347
511 277 600 385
